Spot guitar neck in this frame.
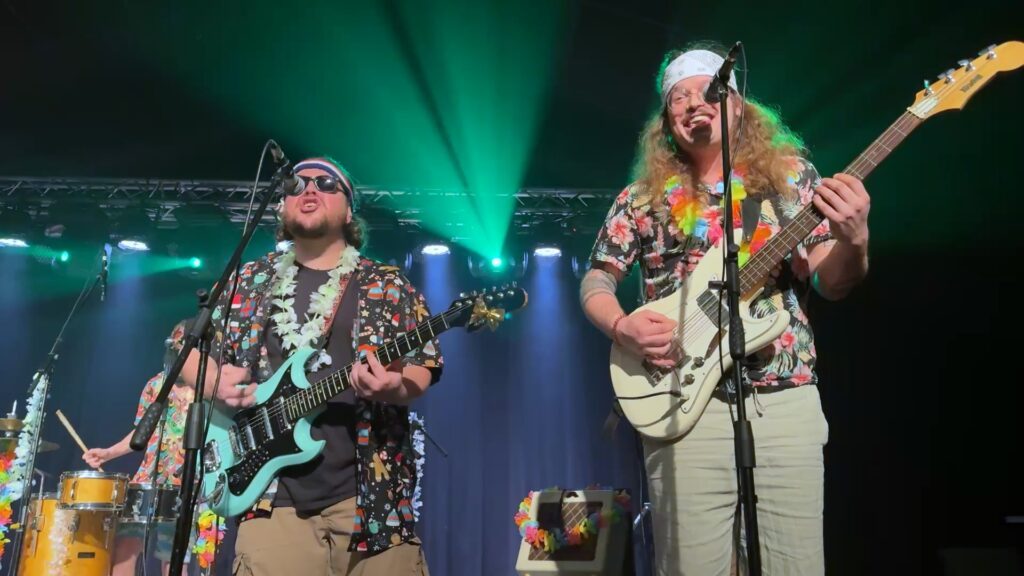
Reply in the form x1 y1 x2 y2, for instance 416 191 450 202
286 306 457 418
739 111 923 292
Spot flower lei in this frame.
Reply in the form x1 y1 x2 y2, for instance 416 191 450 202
9 377 45 503
269 245 360 371
1 377 47 568
46 508 73 573
192 509 227 570
663 169 773 267
514 487 631 553
0 448 14 566
409 411 426 521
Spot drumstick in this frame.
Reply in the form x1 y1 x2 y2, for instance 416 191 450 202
55 409 104 472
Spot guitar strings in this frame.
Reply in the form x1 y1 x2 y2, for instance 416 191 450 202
233 298 475 435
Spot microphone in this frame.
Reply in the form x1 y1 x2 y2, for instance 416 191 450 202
703 41 742 102
268 140 304 196
99 244 110 302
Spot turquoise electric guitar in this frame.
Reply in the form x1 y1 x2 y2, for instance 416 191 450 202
200 285 528 517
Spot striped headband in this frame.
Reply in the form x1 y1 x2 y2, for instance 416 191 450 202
661 49 738 105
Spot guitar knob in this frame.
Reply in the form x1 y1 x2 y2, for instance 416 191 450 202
692 356 704 367
682 374 695 385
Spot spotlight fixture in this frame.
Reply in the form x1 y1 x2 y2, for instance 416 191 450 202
421 244 451 256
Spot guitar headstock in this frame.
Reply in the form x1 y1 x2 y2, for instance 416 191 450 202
909 41 1023 120
446 284 528 332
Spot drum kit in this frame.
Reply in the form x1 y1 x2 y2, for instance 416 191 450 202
2 416 184 575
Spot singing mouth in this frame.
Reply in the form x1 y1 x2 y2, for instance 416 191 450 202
686 113 713 129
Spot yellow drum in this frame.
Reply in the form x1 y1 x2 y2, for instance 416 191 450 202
58 470 129 511
17 493 116 576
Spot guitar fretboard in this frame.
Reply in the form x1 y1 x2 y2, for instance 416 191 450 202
282 305 462 420
738 112 923 292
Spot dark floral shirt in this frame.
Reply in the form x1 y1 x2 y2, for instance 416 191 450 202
211 251 443 553
590 158 832 388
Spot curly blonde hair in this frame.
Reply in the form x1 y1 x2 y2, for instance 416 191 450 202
633 43 806 207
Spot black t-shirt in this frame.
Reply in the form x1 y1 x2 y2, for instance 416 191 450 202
266 264 360 513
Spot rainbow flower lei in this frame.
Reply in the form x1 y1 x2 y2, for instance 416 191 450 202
514 488 631 553
192 509 227 570
664 169 776 266
0 448 14 566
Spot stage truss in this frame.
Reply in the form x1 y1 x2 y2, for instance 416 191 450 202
0 176 619 242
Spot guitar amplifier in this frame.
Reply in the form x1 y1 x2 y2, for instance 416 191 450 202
515 489 631 576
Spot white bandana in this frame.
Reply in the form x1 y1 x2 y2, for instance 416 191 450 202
661 49 738 105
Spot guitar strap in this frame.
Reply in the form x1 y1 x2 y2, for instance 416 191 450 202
316 267 360 354
740 195 763 243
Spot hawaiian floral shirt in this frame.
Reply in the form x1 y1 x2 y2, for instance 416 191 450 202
590 158 832 388
211 252 443 554
131 373 194 485
132 321 191 485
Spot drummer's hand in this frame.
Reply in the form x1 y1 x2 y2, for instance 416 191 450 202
82 447 113 469
215 364 256 408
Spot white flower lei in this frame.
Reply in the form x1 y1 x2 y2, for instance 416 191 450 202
269 245 360 371
409 411 426 521
46 508 74 573
9 374 47 501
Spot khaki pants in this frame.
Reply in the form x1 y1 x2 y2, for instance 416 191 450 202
644 385 829 576
233 497 428 576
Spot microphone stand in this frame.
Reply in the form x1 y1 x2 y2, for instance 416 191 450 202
129 162 289 576
708 59 762 575
4 250 105 576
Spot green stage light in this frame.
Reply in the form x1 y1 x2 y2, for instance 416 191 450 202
59 250 70 262
189 257 203 269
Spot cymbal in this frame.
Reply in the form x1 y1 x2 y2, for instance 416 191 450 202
0 417 24 433
0 437 60 453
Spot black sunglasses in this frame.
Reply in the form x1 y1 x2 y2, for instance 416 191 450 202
289 175 352 197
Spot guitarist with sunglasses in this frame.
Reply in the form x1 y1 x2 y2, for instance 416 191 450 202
187 157 443 575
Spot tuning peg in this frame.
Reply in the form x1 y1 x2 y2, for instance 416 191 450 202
485 295 493 302
942 69 955 83
922 79 933 96
979 44 997 59
958 59 975 72
459 292 467 298
471 290 478 296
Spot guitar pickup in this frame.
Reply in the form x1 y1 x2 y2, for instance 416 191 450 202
259 407 274 441
274 397 292 431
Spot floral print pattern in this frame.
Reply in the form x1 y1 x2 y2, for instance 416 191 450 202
211 252 442 554
591 158 832 388
132 321 190 485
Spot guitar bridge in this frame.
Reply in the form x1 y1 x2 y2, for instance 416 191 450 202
203 440 222 474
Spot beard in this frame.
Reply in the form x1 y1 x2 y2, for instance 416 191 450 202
282 211 343 240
